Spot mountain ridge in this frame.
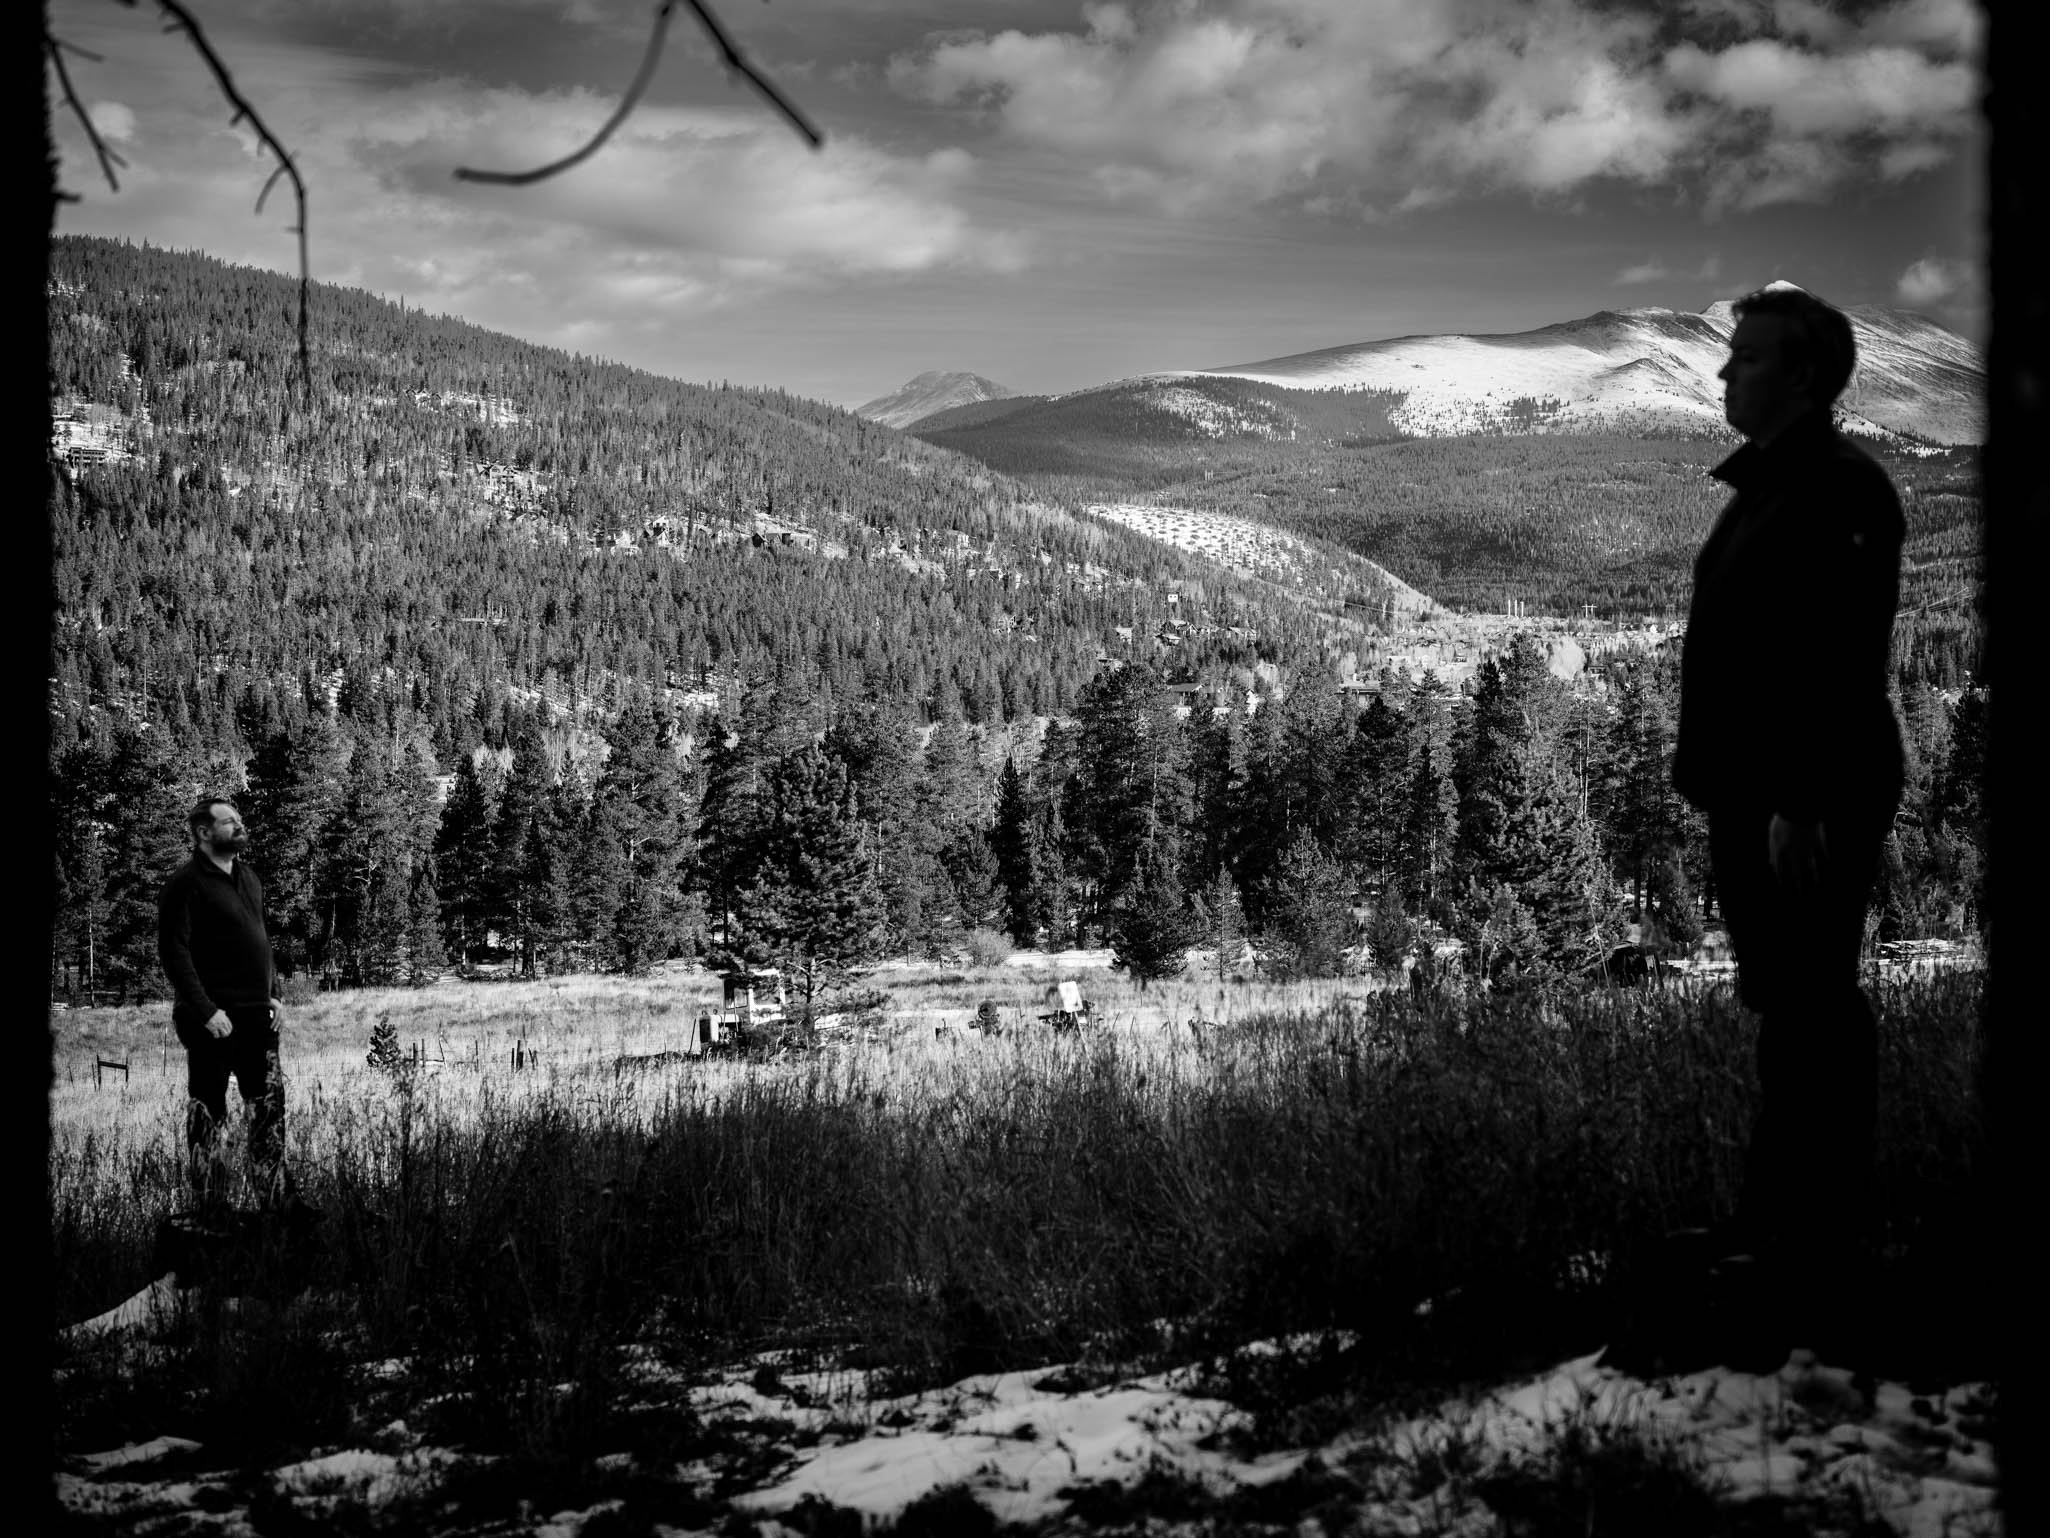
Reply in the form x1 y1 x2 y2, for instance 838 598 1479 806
1191 289 1982 446
856 370 1013 430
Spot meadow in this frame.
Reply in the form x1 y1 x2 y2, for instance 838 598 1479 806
49 959 1992 1511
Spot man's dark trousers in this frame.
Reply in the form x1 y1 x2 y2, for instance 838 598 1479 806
175 1003 285 1198
1710 791 1894 1332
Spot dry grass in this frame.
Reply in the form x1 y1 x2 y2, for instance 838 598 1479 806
49 963 1988 1487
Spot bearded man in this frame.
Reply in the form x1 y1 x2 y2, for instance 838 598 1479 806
157 796 291 1205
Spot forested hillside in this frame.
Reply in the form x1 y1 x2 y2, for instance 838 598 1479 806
50 237 1299 754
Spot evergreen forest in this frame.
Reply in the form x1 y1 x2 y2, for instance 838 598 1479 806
46 237 1988 1005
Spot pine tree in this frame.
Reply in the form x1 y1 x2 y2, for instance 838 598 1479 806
1034 800 1076 951
1274 668 1352 852
989 756 1040 948
433 751 496 969
942 825 1005 935
320 730 411 986
50 742 112 1002
1598 660 1687 919
1201 866 1247 985
407 859 447 984
100 724 199 1002
1262 832 1354 981
825 704 931 955
1472 882 1547 990
1458 738 1616 979
1455 634 1562 892
243 714 345 977
1340 691 1412 896
738 746 886 1020
489 714 553 975
1072 664 1193 920
1395 676 1459 919
586 701 695 973
1189 707 1252 883
1109 850 1199 989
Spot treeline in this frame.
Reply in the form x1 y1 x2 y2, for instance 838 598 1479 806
49 640 1987 1006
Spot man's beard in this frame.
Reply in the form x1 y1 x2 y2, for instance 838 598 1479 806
214 833 249 855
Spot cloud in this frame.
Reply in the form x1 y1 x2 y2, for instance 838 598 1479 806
52 34 1026 369
88 101 137 143
354 85 1026 281
1612 252 1722 286
889 0 1981 217
1614 260 1671 285
1896 255 1967 307
1663 38 1975 139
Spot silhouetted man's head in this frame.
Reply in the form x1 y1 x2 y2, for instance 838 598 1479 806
1718 286 1856 445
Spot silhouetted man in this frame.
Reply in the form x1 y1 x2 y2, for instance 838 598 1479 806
1674 284 1904 1357
158 796 291 1205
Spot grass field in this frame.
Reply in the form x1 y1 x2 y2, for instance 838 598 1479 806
49 959 1992 1512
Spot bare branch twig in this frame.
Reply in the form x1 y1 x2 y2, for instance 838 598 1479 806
679 0 823 148
454 0 821 187
147 0 313 398
46 33 128 193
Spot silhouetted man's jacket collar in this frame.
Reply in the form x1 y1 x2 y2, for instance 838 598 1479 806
1673 409 1905 820
1707 409 1839 493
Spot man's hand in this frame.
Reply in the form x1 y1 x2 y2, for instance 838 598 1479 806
202 1010 232 1039
1768 814 1828 893
270 999 285 1032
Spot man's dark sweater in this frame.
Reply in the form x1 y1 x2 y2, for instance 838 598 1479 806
1673 410 1905 820
158 855 277 1022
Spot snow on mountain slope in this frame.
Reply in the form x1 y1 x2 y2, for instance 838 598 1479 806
1193 286 1982 445
1086 501 1440 620
857 371 1013 430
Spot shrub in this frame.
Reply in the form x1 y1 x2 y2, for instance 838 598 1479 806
961 928 1012 969
365 1014 414 1089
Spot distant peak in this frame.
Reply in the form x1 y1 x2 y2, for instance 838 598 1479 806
1761 278 1806 294
855 370 1014 430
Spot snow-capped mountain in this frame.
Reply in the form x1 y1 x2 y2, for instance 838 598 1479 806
856 371 1013 430
1192 282 1982 445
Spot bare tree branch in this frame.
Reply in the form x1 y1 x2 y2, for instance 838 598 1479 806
46 33 127 194
455 0 821 187
679 0 823 148
121 0 312 398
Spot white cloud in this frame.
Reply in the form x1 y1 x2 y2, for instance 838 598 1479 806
1663 39 1975 138
1896 255 1966 307
890 0 1981 218
1613 261 1671 285
359 87 1026 280
88 100 136 143
1613 252 1721 286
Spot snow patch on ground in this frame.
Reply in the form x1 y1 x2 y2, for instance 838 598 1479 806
60 1271 2001 1536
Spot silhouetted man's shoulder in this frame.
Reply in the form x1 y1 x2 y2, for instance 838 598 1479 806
1801 427 1905 545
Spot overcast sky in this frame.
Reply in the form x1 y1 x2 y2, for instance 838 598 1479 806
48 0 1984 409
